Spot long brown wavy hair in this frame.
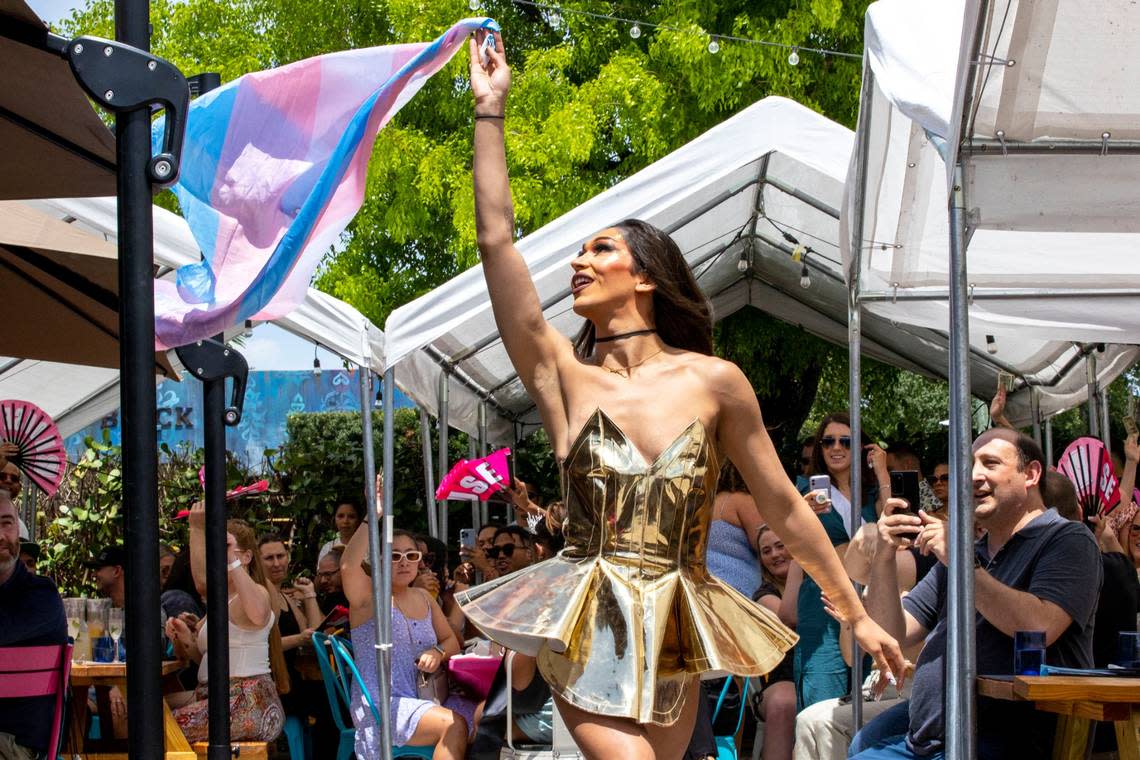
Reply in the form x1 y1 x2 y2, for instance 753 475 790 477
228 519 291 695
573 219 713 358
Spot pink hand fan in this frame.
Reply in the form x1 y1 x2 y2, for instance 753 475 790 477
435 448 512 502
176 477 270 518
1057 436 1121 520
0 400 66 496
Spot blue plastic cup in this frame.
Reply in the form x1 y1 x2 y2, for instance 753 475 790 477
1014 631 1046 675
1116 632 1140 668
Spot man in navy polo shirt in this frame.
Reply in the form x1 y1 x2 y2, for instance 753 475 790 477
851 428 1101 759
0 489 67 759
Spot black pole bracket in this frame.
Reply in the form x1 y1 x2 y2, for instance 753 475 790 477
174 339 249 426
66 36 188 186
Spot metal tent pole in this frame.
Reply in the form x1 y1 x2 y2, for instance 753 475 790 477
1045 417 1055 466
1030 389 1042 445
419 406 439 539
478 403 489 528
114 1 163 755
437 371 450 544
1100 390 1112 452
468 433 479 532
946 163 976 760
1087 354 1100 439
847 295 864 730
361 368 393 760
845 58 875 733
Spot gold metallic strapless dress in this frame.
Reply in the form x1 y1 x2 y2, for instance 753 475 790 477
456 408 798 725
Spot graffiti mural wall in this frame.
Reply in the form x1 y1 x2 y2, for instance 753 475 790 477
65 369 413 463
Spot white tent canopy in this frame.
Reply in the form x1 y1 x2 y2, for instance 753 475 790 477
842 0 1140 424
0 197 386 437
383 96 1132 439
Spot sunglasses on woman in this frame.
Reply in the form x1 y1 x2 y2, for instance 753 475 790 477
486 544 518 559
820 436 852 450
392 550 423 563
927 474 950 484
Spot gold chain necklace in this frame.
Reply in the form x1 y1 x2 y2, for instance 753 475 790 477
600 348 664 379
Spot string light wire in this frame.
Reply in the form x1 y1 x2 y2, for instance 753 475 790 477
508 0 863 61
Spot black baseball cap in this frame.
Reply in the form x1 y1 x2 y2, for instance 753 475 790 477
84 545 126 569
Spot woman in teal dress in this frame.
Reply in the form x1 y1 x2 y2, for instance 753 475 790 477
795 412 889 709
461 30 904 760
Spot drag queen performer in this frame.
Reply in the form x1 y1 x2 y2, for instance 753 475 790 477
458 30 905 760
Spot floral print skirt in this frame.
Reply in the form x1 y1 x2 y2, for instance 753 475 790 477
172 674 285 743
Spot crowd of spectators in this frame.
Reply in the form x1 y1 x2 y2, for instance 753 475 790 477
2 401 1139 760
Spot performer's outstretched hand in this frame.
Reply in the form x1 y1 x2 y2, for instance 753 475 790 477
851 614 907 690
469 30 509 112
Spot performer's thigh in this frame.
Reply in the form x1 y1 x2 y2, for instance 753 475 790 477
644 679 702 760
553 694 654 760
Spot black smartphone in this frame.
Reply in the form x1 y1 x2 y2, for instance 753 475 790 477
890 470 921 516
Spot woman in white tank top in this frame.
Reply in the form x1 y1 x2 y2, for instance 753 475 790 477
165 505 288 743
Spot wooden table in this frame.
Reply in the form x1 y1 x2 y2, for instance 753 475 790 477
978 675 1140 760
69 660 196 760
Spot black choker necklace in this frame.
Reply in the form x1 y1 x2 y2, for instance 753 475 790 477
595 328 657 343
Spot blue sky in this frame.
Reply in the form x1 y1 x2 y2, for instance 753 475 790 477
26 0 78 25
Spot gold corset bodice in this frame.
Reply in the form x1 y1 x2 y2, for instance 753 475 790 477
457 408 797 725
560 409 717 578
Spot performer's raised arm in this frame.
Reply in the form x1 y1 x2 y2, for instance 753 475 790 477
713 361 907 684
469 31 572 412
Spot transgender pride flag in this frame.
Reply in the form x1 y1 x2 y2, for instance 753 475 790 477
152 17 499 350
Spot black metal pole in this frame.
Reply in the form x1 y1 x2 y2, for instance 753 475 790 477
203 366 231 760
114 0 163 757
183 70 232 760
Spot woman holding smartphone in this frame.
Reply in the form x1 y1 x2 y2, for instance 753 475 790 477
457 30 903 760
795 412 889 711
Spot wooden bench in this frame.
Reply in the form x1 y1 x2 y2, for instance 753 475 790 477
191 741 270 759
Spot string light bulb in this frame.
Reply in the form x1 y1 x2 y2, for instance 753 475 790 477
313 344 322 376
985 335 998 355
737 249 749 273
788 48 800 66
799 262 811 289
468 0 481 9
707 38 720 54
629 24 641 39
242 319 254 338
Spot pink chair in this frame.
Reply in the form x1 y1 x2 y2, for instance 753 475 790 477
0 643 73 758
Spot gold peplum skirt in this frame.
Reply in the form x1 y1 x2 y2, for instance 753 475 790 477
456 408 798 725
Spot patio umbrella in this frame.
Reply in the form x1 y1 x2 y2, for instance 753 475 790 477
0 200 175 375
0 0 116 200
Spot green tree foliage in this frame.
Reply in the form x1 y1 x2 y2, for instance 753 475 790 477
59 0 972 476
61 0 872 327
38 433 261 594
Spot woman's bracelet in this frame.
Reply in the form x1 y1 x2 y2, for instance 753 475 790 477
474 113 505 121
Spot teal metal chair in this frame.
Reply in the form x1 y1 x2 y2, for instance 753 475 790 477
710 677 750 760
283 715 310 760
312 632 433 760
326 635 433 760
311 632 359 760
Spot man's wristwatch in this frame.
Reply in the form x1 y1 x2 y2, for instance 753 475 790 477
432 644 446 656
